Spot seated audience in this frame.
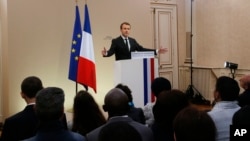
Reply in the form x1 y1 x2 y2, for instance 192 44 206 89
98 121 142 141
143 77 171 127
173 107 216 141
23 87 85 141
116 83 145 124
208 76 240 141
151 89 189 141
71 90 106 136
1 76 43 141
86 88 154 141
237 74 250 107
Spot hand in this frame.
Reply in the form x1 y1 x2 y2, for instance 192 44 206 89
158 47 168 54
101 47 107 56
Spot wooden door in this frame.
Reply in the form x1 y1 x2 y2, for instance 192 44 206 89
151 3 179 88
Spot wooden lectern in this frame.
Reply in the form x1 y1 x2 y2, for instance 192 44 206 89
114 52 159 107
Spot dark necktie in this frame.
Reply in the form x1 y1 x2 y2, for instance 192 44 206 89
125 39 129 51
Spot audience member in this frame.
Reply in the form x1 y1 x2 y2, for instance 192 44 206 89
71 90 106 136
86 88 154 141
237 74 250 107
23 87 85 141
151 89 189 141
1 76 43 141
143 77 171 127
98 121 142 141
231 105 250 141
116 83 145 124
232 105 250 125
208 76 240 141
173 107 216 141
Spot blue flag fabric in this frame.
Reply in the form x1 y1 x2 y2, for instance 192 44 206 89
68 5 82 81
83 4 92 34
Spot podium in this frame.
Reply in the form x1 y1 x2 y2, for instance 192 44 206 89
114 57 159 107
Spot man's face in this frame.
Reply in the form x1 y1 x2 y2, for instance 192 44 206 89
120 24 130 37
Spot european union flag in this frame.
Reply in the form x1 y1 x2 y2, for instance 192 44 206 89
68 5 82 81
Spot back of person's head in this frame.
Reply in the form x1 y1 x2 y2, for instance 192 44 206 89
21 76 43 98
173 107 216 141
233 105 250 125
115 83 133 102
73 90 100 114
151 77 171 97
35 87 64 121
153 89 189 127
239 74 250 90
103 88 129 117
72 90 106 135
98 121 142 141
215 76 240 101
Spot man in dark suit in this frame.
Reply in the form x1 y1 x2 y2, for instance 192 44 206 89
23 87 85 141
238 74 250 107
115 83 145 124
86 88 154 141
1 76 43 141
102 22 167 61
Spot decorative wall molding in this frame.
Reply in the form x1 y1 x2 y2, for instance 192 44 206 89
150 0 176 5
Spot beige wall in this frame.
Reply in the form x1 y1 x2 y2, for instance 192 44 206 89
194 0 250 68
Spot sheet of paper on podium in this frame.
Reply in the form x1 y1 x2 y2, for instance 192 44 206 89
131 51 155 59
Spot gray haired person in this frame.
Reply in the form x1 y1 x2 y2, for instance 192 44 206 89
23 87 86 141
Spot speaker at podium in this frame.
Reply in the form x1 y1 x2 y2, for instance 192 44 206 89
114 51 159 107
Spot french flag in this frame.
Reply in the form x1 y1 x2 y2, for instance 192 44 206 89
77 4 96 93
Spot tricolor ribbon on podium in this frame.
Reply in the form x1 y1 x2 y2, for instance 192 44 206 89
143 58 156 105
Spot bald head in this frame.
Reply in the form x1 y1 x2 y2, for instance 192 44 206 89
240 74 250 90
103 88 129 117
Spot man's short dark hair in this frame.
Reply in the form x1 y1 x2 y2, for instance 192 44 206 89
21 76 43 98
151 77 171 97
35 87 64 121
215 76 240 101
115 83 133 102
120 22 131 29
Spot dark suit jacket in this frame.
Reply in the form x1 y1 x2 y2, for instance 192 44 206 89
22 120 85 141
105 36 156 60
86 116 154 141
238 89 250 107
1 105 38 141
128 107 146 124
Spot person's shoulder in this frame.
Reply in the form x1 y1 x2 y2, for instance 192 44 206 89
131 107 143 113
69 131 86 141
128 120 153 138
128 37 136 41
143 102 154 109
21 136 36 141
5 106 36 123
4 110 25 123
113 36 122 41
86 124 104 139
129 120 149 129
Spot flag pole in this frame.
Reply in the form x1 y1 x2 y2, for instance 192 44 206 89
75 82 78 95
